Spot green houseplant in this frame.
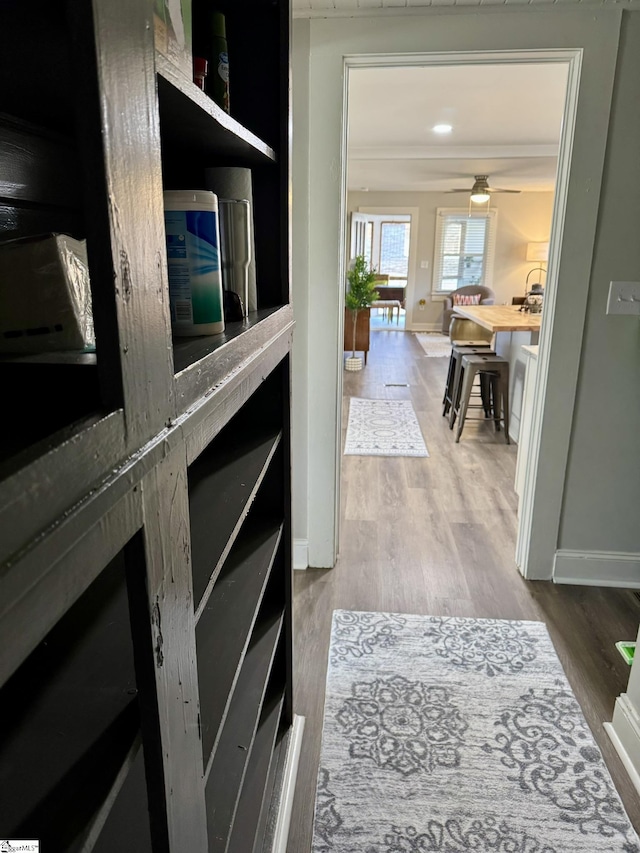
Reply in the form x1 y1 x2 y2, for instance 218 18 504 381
345 255 378 371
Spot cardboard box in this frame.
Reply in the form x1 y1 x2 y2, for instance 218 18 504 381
0 234 95 354
155 0 192 81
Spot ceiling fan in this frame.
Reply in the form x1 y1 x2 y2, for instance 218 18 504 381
447 175 521 203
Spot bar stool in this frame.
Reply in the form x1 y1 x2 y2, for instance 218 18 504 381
442 343 494 419
453 353 510 444
444 316 495 415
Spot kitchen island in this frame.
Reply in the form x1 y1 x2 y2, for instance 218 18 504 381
451 304 542 442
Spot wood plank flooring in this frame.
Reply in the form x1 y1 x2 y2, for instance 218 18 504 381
287 329 640 852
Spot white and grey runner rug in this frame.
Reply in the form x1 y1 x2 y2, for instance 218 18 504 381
344 398 428 457
312 610 640 853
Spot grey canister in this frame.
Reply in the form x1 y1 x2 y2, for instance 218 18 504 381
218 199 251 318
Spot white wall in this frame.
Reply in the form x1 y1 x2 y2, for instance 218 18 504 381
292 6 630 574
348 190 554 329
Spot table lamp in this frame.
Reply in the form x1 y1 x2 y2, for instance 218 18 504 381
525 241 549 288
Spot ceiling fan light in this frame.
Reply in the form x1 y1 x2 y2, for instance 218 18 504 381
470 191 490 204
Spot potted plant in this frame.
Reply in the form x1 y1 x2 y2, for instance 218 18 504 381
345 255 378 371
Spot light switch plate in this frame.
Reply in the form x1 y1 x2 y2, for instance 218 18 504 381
606 281 640 315
420 260 429 269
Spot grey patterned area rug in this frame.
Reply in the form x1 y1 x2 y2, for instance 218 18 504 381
344 398 428 457
414 333 452 357
312 610 640 853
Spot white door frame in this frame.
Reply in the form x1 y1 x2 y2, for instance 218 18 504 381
338 49 583 577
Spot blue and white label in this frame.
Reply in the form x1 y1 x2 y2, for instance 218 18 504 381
164 209 223 327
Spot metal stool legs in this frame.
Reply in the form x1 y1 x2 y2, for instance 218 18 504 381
453 354 510 444
443 344 493 419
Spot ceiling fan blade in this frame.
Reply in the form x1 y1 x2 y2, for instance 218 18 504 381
487 188 521 194
445 189 474 193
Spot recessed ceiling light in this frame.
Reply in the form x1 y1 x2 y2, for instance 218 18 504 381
432 124 452 134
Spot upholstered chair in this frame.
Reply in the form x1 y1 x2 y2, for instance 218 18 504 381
441 285 495 334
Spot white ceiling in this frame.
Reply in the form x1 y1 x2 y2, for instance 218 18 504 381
347 64 568 193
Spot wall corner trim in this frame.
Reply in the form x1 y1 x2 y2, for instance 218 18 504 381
553 549 640 588
294 539 309 570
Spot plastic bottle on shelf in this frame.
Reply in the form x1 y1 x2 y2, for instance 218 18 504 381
163 190 225 336
193 6 230 113
210 12 229 113
193 56 208 91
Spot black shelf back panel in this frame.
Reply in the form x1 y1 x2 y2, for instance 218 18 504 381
0 1 74 134
197 526 284 764
0 117 83 242
189 363 285 607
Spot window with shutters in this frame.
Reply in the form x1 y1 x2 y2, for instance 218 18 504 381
432 209 498 294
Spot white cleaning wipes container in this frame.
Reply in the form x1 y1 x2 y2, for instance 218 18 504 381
163 190 225 336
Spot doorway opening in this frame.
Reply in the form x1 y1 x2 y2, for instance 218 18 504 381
339 52 579 578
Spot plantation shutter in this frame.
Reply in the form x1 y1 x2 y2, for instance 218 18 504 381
433 209 497 293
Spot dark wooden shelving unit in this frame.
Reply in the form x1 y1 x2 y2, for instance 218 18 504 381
0 0 300 851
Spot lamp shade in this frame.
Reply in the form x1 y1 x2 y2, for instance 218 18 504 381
526 241 549 262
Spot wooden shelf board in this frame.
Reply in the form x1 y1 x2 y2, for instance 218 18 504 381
156 55 275 164
204 614 284 852
196 521 283 761
227 693 285 853
173 304 289 373
190 428 282 609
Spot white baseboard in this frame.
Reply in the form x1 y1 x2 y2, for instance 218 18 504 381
605 695 640 796
293 539 309 570
553 549 640 588
411 323 442 332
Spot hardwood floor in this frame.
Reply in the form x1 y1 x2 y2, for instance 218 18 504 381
287 329 640 852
